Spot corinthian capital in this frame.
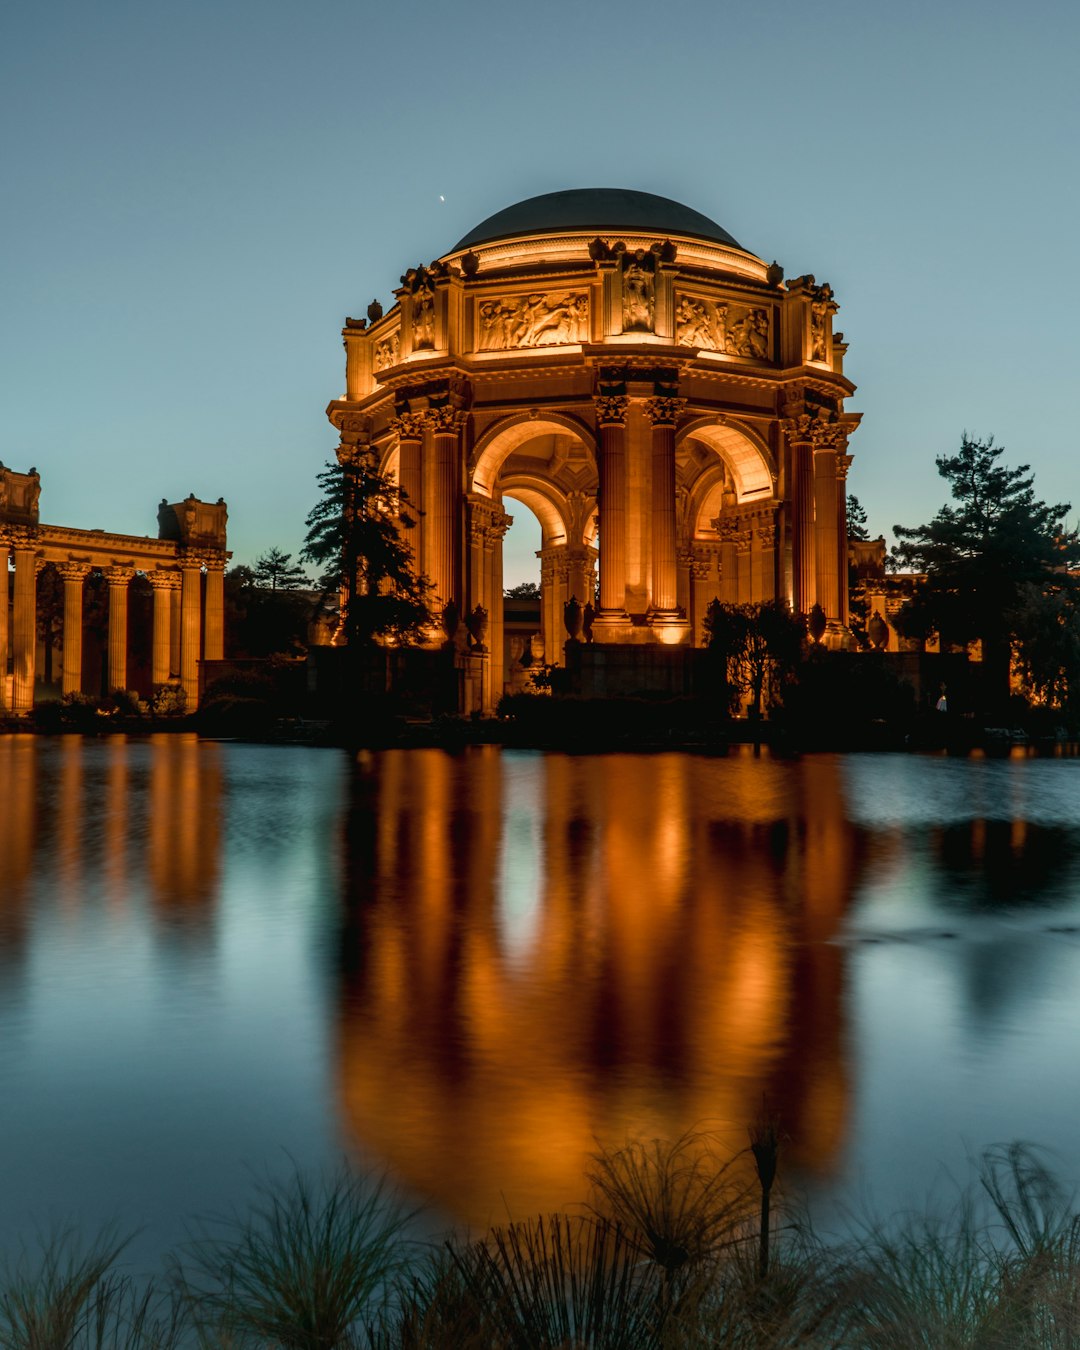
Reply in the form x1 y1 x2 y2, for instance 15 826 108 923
837 453 855 482
428 406 467 435
643 396 687 427
56 561 92 584
391 411 428 440
593 395 629 427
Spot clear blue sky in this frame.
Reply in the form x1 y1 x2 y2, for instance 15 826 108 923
3 0 1077 586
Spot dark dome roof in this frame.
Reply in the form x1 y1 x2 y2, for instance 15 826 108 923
453 188 742 252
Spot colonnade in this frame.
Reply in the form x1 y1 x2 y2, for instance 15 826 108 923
1 542 225 713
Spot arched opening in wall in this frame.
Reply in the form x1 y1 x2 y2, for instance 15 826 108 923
470 417 598 703
499 499 543 693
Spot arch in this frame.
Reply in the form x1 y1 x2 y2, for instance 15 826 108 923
677 417 775 503
499 477 571 545
470 412 596 497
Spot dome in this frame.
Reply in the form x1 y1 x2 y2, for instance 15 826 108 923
452 188 743 252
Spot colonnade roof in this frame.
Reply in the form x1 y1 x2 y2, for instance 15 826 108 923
452 188 743 252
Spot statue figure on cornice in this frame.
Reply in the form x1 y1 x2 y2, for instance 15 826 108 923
622 249 655 332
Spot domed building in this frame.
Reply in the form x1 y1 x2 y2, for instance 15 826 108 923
327 188 859 710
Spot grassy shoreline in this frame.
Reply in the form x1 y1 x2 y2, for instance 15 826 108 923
5 1138 1080 1348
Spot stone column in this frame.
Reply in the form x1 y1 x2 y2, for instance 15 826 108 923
566 547 591 607
11 532 38 713
179 557 203 709
813 433 843 623
784 414 817 612
169 576 182 678
427 408 464 611
203 555 225 661
593 396 629 617
57 562 90 696
736 528 753 603
644 397 685 614
149 570 180 686
717 517 739 604
837 452 853 624
756 519 777 602
104 566 134 692
0 533 9 711
392 411 426 558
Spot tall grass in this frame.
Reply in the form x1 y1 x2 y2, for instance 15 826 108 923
176 1168 414 1350
0 1230 184 1350
7 1142 1080 1348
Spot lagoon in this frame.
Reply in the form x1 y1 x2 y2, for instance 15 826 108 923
2 735 1080 1268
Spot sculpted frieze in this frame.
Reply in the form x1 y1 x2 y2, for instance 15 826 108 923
477 292 589 350
373 331 400 372
675 294 770 360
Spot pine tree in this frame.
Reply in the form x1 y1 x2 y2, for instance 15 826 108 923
253 547 310 592
301 452 432 648
847 494 870 541
892 434 1080 704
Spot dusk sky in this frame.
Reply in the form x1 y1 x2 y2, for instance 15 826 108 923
3 0 1077 585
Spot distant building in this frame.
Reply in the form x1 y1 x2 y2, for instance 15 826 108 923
328 188 860 710
0 463 228 712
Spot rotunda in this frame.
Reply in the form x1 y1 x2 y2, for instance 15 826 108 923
327 188 859 710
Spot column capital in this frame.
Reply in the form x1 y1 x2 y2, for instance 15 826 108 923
56 561 92 583
149 568 182 590
837 453 855 482
103 565 136 586
391 411 428 440
593 395 629 427
7 525 39 551
428 406 467 435
643 396 687 427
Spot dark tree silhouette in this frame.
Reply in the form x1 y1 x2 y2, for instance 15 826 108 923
892 434 1080 705
301 453 432 648
253 547 311 592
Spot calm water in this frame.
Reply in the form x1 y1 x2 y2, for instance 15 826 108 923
2 735 1080 1268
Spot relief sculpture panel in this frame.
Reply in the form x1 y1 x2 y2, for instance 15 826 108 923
373 331 400 372
675 294 771 360
477 292 589 351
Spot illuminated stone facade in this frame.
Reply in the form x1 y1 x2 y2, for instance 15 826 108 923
327 189 860 710
0 464 228 712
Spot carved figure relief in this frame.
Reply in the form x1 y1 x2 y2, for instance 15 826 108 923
810 282 833 362
373 332 400 371
477 292 588 351
621 249 656 332
675 294 770 359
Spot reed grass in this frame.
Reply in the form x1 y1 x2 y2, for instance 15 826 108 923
6 1142 1080 1349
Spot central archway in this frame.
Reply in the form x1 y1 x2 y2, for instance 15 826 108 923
467 414 598 698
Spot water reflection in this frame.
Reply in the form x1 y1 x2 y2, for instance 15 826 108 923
336 750 864 1228
4 739 1080 1256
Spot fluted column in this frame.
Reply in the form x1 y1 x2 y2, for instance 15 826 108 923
644 397 685 613
392 410 426 544
57 562 91 696
593 396 629 616
169 576 182 678
0 533 9 711
11 532 38 713
428 408 464 611
103 566 134 692
149 570 180 686
784 414 817 612
837 453 853 624
203 555 225 660
179 557 203 709
717 518 739 604
813 434 843 623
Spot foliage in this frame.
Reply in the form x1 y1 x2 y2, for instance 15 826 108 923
225 566 312 659
448 1214 663 1350
504 581 540 599
847 493 870 542
178 1167 414 1350
253 548 311 593
301 455 432 649
892 434 1080 702
1010 583 1080 715
703 600 806 720
150 683 187 717
0 1227 186 1350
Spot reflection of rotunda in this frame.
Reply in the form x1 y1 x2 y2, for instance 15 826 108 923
328 188 859 710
